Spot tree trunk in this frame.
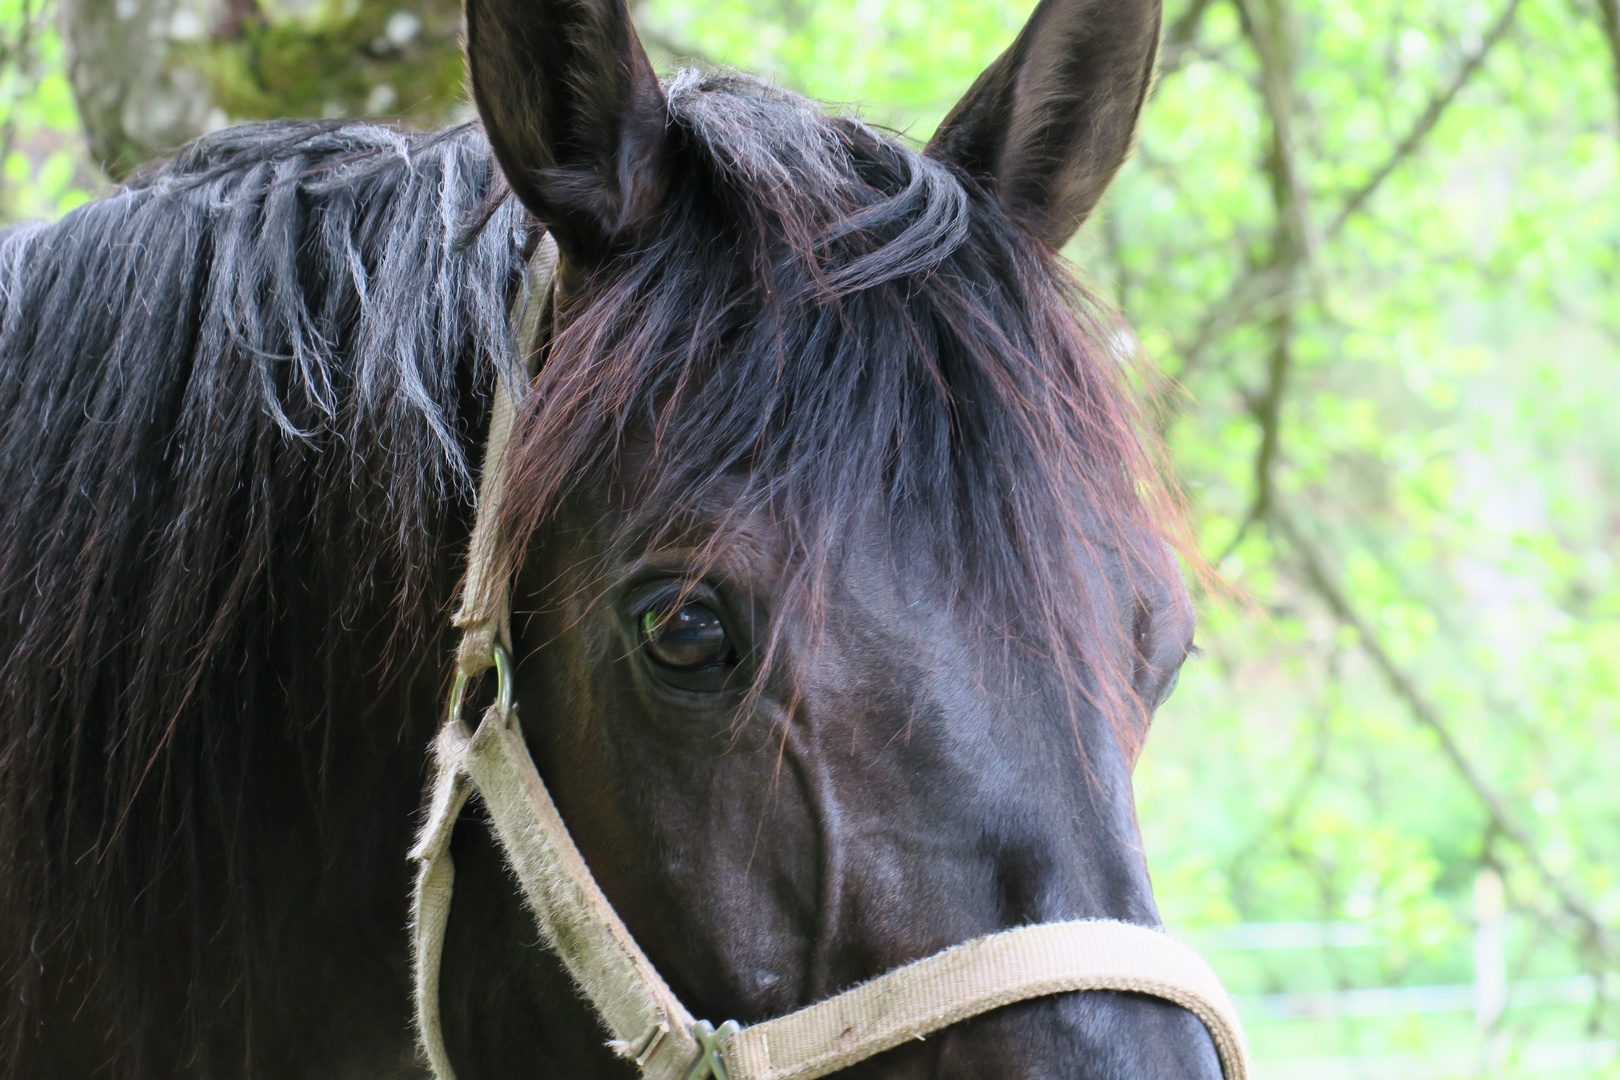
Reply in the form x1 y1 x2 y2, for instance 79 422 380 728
59 0 222 179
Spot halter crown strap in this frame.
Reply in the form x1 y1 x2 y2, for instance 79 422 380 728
409 234 707 1080
408 236 1252 1080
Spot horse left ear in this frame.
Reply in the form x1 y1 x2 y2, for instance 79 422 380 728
926 0 1162 248
464 0 668 262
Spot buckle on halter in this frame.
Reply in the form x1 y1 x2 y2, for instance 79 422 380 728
683 1020 741 1080
445 643 515 729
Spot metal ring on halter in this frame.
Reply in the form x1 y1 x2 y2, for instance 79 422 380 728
445 644 515 728
683 1020 741 1080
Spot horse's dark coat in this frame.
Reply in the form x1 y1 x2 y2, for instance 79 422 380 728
0 0 1218 1074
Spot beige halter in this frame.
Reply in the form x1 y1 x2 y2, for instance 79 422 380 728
408 236 1252 1080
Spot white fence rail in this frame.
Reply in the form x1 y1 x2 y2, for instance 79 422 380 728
1240 974 1599 1022
1250 1040 1618 1080
1181 871 1617 1078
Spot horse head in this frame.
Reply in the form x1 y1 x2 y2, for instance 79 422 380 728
436 0 1220 1076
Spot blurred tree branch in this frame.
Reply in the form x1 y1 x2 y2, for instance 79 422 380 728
0 0 48 177
0 0 44 70
1158 0 1524 417
1323 0 1524 237
637 24 722 71
631 2 723 70
1159 0 1216 78
1270 505 1620 966
1597 0 1620 132
1218 0 1307 560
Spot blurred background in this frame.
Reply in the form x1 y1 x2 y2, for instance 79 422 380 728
3 0 1617 1074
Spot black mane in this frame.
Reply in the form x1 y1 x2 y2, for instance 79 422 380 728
0 120 525 1069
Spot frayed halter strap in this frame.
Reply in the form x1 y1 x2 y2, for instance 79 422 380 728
408 237 1253 1080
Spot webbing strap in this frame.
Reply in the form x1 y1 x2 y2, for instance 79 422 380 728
409 236 1252 1080
724 920 1247 1080
450 233 556 674
409 233 561 1080
418 697 1251 1080
423 707 705 1080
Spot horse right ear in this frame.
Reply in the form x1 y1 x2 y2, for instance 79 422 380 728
925 0 1162 249
464 0 669 263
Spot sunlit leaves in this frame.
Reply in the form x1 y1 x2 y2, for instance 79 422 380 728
0 0 100 219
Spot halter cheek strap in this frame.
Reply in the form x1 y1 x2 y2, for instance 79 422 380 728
408 236 1252 1080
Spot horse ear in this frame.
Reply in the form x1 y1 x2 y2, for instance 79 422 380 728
926 0 1161 248
464 0 668 261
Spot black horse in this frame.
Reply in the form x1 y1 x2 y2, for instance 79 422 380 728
0 0 1216 1075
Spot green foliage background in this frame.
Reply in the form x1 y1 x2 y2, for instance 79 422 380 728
3 0 1618 1072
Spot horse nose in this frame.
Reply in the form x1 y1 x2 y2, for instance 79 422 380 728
1036 990 1227 1079
839 989 1226 1078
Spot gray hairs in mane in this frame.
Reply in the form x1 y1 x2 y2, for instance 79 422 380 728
0 119 526 1069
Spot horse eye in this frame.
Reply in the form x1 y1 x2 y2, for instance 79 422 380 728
641 603 731 670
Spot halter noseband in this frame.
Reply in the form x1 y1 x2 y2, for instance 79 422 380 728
407 236 1252 1080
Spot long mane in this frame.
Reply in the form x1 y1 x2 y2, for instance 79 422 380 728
0 121 524 1068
